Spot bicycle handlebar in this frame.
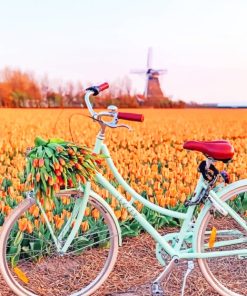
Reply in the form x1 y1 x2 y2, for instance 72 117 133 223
84 82 144 127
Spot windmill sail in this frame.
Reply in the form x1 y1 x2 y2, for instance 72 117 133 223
147 47 152 69
131 47 167 106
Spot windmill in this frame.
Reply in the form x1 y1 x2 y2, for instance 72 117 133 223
131 47 167 103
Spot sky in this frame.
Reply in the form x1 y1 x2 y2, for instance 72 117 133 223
0 0 247 105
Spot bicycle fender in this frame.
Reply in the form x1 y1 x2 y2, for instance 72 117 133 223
193 178 247 251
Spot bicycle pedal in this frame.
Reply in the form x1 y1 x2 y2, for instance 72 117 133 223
151 282 165 296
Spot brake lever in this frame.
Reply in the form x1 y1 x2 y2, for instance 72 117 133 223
87 113 132 130
102 121 131 130
116 124 132 130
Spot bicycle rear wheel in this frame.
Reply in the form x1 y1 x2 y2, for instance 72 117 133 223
0 192 119 296
197 184 247 296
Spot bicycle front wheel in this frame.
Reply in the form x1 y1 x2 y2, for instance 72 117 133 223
197 184 247 296
0 192 119 296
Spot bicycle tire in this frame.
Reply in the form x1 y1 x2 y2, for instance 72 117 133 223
0 192 119 296
196 184 247 296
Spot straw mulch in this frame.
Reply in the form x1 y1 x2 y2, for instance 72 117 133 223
0 228 221 296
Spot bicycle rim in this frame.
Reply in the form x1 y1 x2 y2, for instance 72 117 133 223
0 194 119 296
197 185 247 296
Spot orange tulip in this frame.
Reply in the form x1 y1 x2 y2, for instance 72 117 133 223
121 208 128 221
34 219 39 229
84 207 90 216
55 217 64 230
81 220 89 232
26 220 33 234
18 217 28 232
91 208 100 220
114 210 121 219
35 172 41 182
38 158 44 168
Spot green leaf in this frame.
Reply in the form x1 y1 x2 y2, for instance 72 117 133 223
36 146 44 158
40 171 47 194
10 244 21 267
34 137 48 147
44 147 54 158
13 231 23 246
242 192 247 211
49 138 66 144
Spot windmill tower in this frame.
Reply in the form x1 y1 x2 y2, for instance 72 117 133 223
131 48 167 105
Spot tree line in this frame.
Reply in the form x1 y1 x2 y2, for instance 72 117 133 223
0 68 186 108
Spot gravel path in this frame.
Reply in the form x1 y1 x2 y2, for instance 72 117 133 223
0 231 221 296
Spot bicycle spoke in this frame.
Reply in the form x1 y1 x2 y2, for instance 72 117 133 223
198 188 247 296
1 196 119 296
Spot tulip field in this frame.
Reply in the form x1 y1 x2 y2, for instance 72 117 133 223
0 108 247 236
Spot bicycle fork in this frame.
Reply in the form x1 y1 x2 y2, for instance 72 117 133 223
36 182 91 254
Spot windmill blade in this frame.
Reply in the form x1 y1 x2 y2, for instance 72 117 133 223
147 47 153 69
144 73 149 98
130 69 147 74
155 69 167 75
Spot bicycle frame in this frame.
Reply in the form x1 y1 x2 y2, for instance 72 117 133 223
37 93 247 261
36 131 247 262
38 129 247 259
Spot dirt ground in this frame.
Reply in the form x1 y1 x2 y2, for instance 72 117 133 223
0 230 220 296
97 232 219 296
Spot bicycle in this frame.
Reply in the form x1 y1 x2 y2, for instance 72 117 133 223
0 82 246 296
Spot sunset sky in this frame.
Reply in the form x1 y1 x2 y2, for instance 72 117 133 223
0 0 247 105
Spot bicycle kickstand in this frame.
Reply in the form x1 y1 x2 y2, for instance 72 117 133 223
181 260 194 296
151 282 165 296
151 256 179 296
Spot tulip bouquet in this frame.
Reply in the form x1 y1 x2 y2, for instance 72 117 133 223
24 137 105 199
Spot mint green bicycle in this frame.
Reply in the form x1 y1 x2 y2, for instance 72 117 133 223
0 83 246 296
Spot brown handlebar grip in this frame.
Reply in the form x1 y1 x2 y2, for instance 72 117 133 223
118 112 144 122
